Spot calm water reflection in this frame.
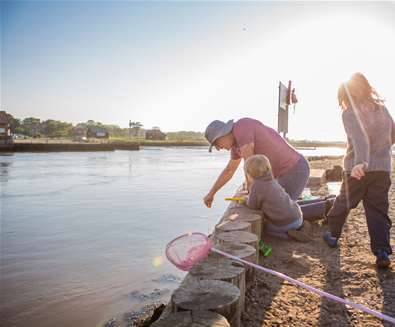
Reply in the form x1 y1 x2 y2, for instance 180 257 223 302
0 146 349 326
1 147 244 327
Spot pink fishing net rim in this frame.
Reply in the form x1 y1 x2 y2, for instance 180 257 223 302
165 232 212 271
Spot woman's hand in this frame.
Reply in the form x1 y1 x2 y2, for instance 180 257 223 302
203 193 215 208
351 163 366 180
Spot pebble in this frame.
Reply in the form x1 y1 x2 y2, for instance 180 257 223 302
129 288 170 302
151 273 181 284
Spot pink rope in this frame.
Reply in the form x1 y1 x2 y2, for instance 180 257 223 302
211 247 395 325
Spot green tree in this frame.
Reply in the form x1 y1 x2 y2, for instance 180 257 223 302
130 121 143 128
5 113 21 132
22 117 41 136
129 122 144 138
42 119 73 137
103 124 126 138
166 131 205 141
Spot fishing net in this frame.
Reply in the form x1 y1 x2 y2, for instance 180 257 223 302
166 232 212 271
165 233 395 324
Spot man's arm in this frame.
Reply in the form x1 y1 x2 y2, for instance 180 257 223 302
239 143 255 190
239 143 255 160
204 158 241 208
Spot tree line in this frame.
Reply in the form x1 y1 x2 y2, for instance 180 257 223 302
7 114 205 140
8 116 72 138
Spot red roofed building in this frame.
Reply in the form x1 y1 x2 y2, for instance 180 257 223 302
0 111 13 145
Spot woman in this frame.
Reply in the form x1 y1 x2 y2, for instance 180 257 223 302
323 73 395 268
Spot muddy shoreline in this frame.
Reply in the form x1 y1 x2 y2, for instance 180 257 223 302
103 156 394 326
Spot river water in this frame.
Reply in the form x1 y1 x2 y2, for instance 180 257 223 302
0 146 345 326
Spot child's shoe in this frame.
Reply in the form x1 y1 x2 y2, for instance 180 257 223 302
376 250 391 269
323 231 338 248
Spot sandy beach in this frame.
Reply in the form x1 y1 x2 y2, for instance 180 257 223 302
243 157 395 326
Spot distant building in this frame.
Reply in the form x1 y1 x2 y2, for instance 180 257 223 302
72 124 88 138
87 125 109 139
130 127 146 138
145 127 166 141
0 111 13 146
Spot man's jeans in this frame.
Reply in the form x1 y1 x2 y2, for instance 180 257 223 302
265 215 303 239
278 156 310 201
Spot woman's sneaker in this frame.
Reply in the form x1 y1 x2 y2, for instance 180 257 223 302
323 231 338 248
376 250 391 268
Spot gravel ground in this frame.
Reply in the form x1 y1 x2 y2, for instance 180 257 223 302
243 158 395 327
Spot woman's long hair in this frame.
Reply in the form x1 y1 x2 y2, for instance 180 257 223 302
338 73 385 111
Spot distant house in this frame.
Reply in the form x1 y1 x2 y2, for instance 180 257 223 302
72 124 88 139
145 127 166 141
87 125 109 139
0 111 13 145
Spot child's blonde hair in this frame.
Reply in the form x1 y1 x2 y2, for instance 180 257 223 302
244 154 272 179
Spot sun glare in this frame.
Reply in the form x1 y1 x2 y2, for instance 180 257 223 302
152 256 164 268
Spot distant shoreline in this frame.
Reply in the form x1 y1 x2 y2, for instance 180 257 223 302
1 139 347 152
8 138 347 149
0 142 139 152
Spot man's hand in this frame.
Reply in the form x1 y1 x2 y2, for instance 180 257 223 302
204 158 241 208
203 193 214 208
351 163 366 180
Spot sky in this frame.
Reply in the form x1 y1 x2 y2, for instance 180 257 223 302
1 1 395 141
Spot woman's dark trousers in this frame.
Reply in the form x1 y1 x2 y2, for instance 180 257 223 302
327 171 392 255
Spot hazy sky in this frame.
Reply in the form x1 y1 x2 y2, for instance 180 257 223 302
2 1 395 141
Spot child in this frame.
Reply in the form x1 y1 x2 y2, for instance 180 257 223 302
244 154 304 239
323 73 394 268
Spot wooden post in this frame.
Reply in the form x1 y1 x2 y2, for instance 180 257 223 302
171 280 241 327
228 206 261 218
213 243 257 282
151 310 230 327
227 209 262 241
216 231 259 261
215 220 251 234
189 256 246 312
307 169 326 188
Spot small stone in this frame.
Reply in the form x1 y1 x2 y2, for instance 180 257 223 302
104 318 118 327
